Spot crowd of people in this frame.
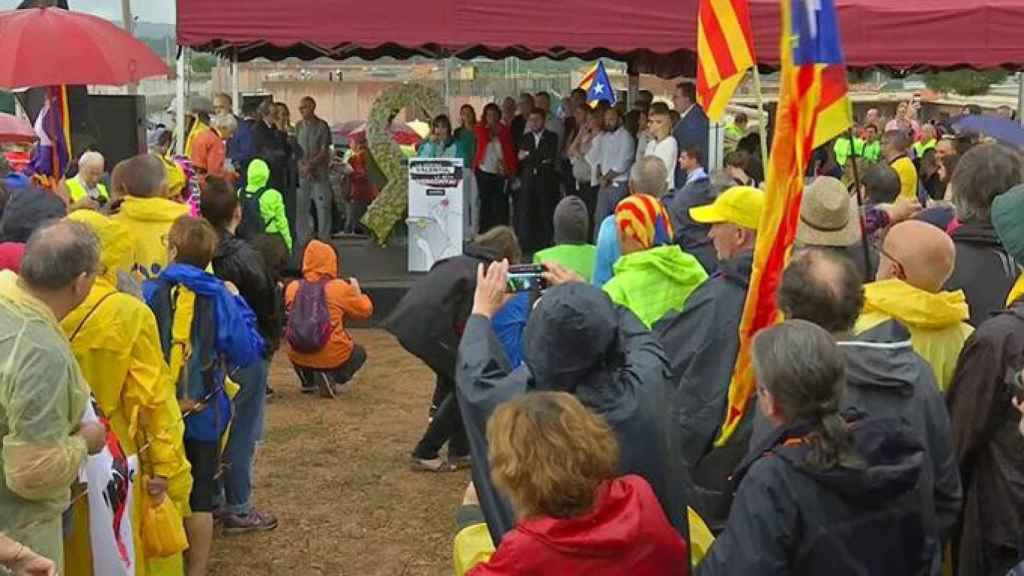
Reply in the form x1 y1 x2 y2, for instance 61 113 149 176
388 86 1024 576
2 75 1024 576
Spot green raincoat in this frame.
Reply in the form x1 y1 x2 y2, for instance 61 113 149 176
245 159 293 252
603 245 708 328
0 270 91 569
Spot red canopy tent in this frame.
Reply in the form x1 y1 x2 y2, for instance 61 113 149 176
176 0 1024 74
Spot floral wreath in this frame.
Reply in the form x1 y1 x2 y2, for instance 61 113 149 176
361 83 444 243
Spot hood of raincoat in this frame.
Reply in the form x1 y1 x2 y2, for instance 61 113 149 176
840 320 922 394
302 240 338 282
517 476 659 559
862 279 969 330
524 283 620 394
612 245 702 282
738 414 925 505
246 158 270 192
67 210 134 285
0 269 59 327
118 195 189 224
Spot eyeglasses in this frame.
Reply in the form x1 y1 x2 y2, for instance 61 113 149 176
872 239 905 280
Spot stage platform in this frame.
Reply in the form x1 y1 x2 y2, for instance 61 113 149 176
328 233 421 328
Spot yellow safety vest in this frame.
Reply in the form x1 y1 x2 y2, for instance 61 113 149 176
66 176 109 203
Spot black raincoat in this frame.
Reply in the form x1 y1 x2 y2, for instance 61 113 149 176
456 283 688 569
945 221 1017 327
753 319 961 572
653 251 752 531
699 415 931 576
385 244 499 380
211 229 280 356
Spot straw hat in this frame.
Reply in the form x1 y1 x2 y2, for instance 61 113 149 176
796 176 862 247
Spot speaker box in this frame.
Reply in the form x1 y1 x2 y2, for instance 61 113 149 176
87 94 146 169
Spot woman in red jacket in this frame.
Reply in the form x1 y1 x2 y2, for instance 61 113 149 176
474 103 518 234
467 392 689 576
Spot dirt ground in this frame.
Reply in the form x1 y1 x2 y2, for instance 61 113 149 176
210 330 470 576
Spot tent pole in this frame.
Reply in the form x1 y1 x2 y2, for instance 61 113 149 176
751 65 770 173
231 49 240 116
444 56 452 112
628 70 639 109
1017 71 1023 127
175 46 186 156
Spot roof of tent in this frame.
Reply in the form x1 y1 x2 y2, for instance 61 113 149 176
176 0 1024 76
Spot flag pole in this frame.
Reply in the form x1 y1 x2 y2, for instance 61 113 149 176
847 126 872 273
751 65 770 174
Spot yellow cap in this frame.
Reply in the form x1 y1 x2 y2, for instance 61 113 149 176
689 186 765 230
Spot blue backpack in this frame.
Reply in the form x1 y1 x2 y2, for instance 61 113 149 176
286 280 333 353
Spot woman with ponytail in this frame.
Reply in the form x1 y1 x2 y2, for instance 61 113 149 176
698 320 932 576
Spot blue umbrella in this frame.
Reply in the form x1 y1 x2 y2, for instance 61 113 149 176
952 114 1024 149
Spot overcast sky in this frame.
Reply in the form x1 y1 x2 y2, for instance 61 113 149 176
0 0 174 23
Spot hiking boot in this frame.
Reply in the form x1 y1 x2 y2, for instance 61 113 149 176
221 510 279 535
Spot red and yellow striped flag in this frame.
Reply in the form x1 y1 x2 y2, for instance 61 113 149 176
716 0 853 446
696 0 756 123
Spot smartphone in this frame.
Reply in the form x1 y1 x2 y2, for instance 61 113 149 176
506 264 547 293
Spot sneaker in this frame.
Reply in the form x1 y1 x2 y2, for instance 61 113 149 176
300 386 318 395
317 374 337 399
409 456 456 473
447 454 472 470
221 510 279 535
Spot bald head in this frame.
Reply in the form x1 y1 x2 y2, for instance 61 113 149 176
880 220 956 292
778 247 865 334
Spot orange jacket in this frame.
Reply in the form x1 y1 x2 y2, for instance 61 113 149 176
285 240 373 368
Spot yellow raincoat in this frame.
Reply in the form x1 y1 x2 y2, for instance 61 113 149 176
112 196 189 282
60 211 192 576
855 279 974 392
1007 275 1024 307
0 270 91 572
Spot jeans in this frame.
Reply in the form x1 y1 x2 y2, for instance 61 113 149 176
222 358 268 516
593 181 629 241
412 374 468 460
294 344 368 388
298 174 332 248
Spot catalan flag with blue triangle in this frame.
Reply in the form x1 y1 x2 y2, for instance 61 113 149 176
716 0 852 446
577 60 616 108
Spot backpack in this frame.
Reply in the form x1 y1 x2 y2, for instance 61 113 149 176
236 186 268 242
286 279 332 353
148 280 231 443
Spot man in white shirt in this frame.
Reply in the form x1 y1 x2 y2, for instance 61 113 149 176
587 107 635 239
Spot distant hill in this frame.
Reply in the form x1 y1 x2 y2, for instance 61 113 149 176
110 20 174 40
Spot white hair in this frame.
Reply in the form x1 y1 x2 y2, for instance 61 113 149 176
78 150 104 169
211 113 238 133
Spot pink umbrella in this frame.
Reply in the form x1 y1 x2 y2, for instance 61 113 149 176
0 112 35 143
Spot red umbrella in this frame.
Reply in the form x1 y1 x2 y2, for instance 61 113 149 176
0 113 35 143
0 7 168 89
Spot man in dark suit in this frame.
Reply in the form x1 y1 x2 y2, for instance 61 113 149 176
516 108 560 253
672 81 710 187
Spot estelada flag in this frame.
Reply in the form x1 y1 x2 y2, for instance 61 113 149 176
697 0 756 122
715 0 853 446
578 60 617 107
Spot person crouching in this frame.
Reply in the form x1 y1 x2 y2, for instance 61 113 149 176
284 240 373 398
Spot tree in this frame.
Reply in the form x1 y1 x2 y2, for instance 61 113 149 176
923 70 1010 97
191 54 217 75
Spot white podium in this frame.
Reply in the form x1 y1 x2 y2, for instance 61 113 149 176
407 157 464 272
